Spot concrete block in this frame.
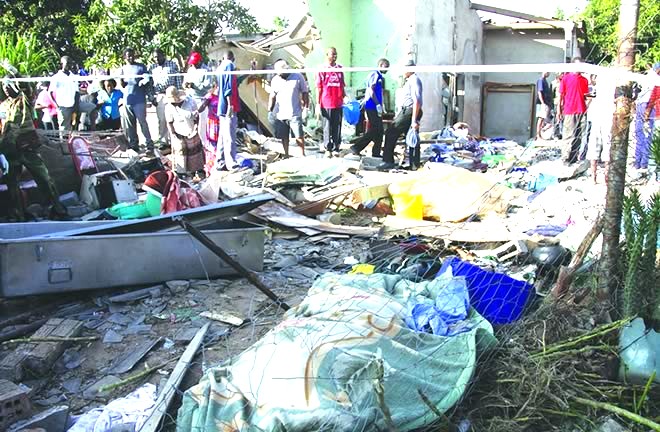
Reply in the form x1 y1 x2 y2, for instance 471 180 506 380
0 379 32 430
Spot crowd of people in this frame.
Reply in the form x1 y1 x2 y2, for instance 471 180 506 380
1 45 657 221
534 59 660 183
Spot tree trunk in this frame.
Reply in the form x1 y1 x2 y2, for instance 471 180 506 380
596 0 640 301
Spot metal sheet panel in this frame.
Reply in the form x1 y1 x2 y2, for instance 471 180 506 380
0 220 266 297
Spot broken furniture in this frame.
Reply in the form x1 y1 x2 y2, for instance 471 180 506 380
0 194 273 297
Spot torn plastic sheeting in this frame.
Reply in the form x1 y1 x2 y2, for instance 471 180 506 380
67 383 157 432
404 265 471 336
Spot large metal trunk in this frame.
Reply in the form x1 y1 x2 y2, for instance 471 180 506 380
0 195 272 297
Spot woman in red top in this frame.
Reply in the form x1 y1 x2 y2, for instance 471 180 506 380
316 47 345 157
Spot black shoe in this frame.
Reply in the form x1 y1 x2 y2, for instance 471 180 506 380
376 162 396 171
349 146 361 156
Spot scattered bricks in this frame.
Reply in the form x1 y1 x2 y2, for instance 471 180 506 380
0 379 33 430
23 319 83 378
7 405 69 432
0 319 83 381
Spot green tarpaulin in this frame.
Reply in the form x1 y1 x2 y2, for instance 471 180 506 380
177 272 495 432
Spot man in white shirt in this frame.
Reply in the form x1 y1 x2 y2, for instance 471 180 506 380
49 56 80 132
268 59 309 157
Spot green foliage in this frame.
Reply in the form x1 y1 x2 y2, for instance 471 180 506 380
273 16 290 32
0 33 58 78
73 0 259 69
0 0 89 60
621 190 659 321
581 0 660 69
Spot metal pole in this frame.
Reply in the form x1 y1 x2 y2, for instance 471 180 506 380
176 216 291 311
597 0 640 300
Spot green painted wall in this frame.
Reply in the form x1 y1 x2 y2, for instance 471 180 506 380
306 0 415 110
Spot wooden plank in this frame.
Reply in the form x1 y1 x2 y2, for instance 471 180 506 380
381 215 518 243
470 2 553 23
140 323 209 432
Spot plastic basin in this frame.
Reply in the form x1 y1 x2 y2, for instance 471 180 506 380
145 192 162 217
107 201 151 220
437 257 534 324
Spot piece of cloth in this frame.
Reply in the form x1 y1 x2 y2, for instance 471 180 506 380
404 266 471 337
647 85 660 120
274 116 304 140
0 95 64 219
364 70 385 111
35 89 58 119
316 63 345 109
49 70 78 108
165 98 204 174
633 102 655 169
562 113 586 163
536 76 552 106
217 59 240 116
218 114 238 169
67 383 157 432
143 170 204 214
97 89 122 120
120 63 150 106
321 107 342 152
120 102 153 150
382 107 414 163
351 108 383 157
183 65 213 99
400 73 423 109
176 272 495 432
271 72 308 120
535 103 550 120
149 59 182 94
560 73 589 115
586 77 616 162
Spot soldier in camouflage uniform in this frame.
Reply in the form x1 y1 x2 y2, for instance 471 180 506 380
0 77 66 221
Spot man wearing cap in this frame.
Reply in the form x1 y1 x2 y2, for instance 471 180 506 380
350 58 390 158
215 50 240 170
0 76 66 220
49 56 79 132
316 47 345 157
120 48 154 153
378 59 423 171
149 49 182 148
268 59 309 157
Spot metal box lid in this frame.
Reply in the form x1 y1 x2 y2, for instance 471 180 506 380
37 193 274 238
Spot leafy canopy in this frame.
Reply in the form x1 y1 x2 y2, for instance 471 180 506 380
0 0 90 59
581 0 660 69
0 33 58 78
73 0 259 69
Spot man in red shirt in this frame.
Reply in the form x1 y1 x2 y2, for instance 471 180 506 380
644 63 660 125
316 47 345 157
559 57 590 164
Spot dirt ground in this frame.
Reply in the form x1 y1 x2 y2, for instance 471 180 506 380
0 235 372 430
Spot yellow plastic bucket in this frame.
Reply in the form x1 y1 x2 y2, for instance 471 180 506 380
388 182 424 220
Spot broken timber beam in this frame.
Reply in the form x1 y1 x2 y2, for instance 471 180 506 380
176 216 291 311
552 214 604 298
139 323 209 432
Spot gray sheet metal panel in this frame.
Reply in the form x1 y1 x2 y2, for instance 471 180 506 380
0 222 265 297
0 222 112 240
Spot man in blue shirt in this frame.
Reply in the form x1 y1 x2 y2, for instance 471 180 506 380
350 58 389 158
535 71 553 140
119 48 154 153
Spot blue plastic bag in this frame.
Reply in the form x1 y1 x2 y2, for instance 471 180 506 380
342 101 361 125
404 268 470 336
406 128 419 148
